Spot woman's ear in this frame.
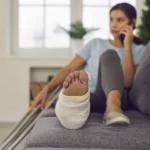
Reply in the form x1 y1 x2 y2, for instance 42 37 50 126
129 19 136 30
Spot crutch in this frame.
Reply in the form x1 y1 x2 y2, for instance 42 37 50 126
4 86 61 150
0 85 61 150
0 110 31 145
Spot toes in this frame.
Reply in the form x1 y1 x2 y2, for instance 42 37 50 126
71 70 88 83
69 73 75 79
65 76 72 83
79 70 88 83
80 70 88 77
73 71 80 77
69 72 75 82
63 81 69 88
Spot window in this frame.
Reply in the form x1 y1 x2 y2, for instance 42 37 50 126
13 0 136 56
19 0 70 48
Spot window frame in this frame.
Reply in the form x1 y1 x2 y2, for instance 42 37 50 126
12 0 136 57
12 0 82 57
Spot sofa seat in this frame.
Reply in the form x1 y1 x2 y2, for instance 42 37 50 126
24 109 150 150
25 148 121 150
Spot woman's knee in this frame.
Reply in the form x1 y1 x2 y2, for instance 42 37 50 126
100 49 120 63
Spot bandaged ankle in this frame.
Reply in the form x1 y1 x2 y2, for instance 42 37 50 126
55 90 90 129
59 90 90 105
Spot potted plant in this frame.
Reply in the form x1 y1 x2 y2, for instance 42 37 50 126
56 21 99 53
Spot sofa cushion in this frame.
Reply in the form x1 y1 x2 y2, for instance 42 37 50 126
129 41 150 116
39 108 56 118
25 110 150 150
24 148 125 150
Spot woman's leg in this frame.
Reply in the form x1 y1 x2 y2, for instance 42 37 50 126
56 49 130 128
91 49 124 111
91 49 130 124
100 49 124 113
55 71 90 129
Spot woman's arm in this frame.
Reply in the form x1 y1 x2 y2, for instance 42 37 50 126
32 55 86 109
121 26 137 88
122 46 136 88
46 55 86 91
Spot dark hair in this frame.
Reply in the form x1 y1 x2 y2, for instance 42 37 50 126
110 3 145 45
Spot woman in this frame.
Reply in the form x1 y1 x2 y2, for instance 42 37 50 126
32 3 145 129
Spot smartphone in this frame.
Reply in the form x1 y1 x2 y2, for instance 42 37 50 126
119 20 135 45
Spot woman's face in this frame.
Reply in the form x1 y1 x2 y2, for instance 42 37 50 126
109 9 131 38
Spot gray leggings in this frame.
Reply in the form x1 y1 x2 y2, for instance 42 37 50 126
90 49 131 113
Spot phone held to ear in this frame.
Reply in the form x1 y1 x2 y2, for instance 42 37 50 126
119 20 135 45
119 34 125 45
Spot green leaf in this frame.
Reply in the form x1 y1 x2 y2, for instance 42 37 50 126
55 20 99 39
137 0 150 44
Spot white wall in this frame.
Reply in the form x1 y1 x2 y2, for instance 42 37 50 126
0 58 29 122
136 0 145 25
0 0 145 122
0 58 70 122
0 0 5 56
0 0 11 56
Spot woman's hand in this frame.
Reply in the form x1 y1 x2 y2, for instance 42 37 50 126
120 25 134 49
31 86 49 110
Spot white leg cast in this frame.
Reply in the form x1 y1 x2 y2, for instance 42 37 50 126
55 90 90 129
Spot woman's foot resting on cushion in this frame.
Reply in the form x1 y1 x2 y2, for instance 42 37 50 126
104 91 130 125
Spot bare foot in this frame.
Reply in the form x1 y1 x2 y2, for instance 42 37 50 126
106 104 123 114
106 98 123 114
63 70 88 96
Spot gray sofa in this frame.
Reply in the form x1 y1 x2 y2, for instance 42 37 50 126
24 42 150 150
24 106 150 150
